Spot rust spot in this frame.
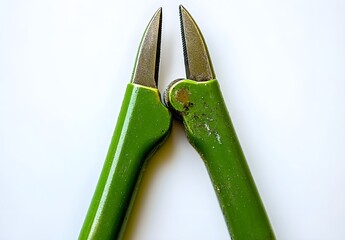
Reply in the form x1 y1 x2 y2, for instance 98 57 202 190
175 88 190 105
175 88 194 114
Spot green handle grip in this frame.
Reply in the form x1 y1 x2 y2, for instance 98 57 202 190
167 79 275 240
79 83 172 240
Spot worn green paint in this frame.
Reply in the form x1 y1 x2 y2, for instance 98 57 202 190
79 83 172 240
167 79 275 240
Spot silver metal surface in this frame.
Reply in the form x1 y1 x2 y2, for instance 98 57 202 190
179 5 215 81
131 8 162 88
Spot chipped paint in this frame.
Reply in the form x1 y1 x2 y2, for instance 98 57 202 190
204 123 211 135
215 132 222 144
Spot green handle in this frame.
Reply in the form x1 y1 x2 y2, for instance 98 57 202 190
79 83 172 240
167 79 275 240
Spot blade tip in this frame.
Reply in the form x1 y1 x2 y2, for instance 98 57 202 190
156 7 162 15
179 5 188 18
153 7 162 22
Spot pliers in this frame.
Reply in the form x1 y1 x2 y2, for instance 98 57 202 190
79 6 275 240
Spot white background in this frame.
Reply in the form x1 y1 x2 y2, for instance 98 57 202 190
1 0 345 239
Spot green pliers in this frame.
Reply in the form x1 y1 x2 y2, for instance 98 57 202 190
79 6 275 240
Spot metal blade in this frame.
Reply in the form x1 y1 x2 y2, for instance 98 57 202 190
131 8 162 88
179 5 215 81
